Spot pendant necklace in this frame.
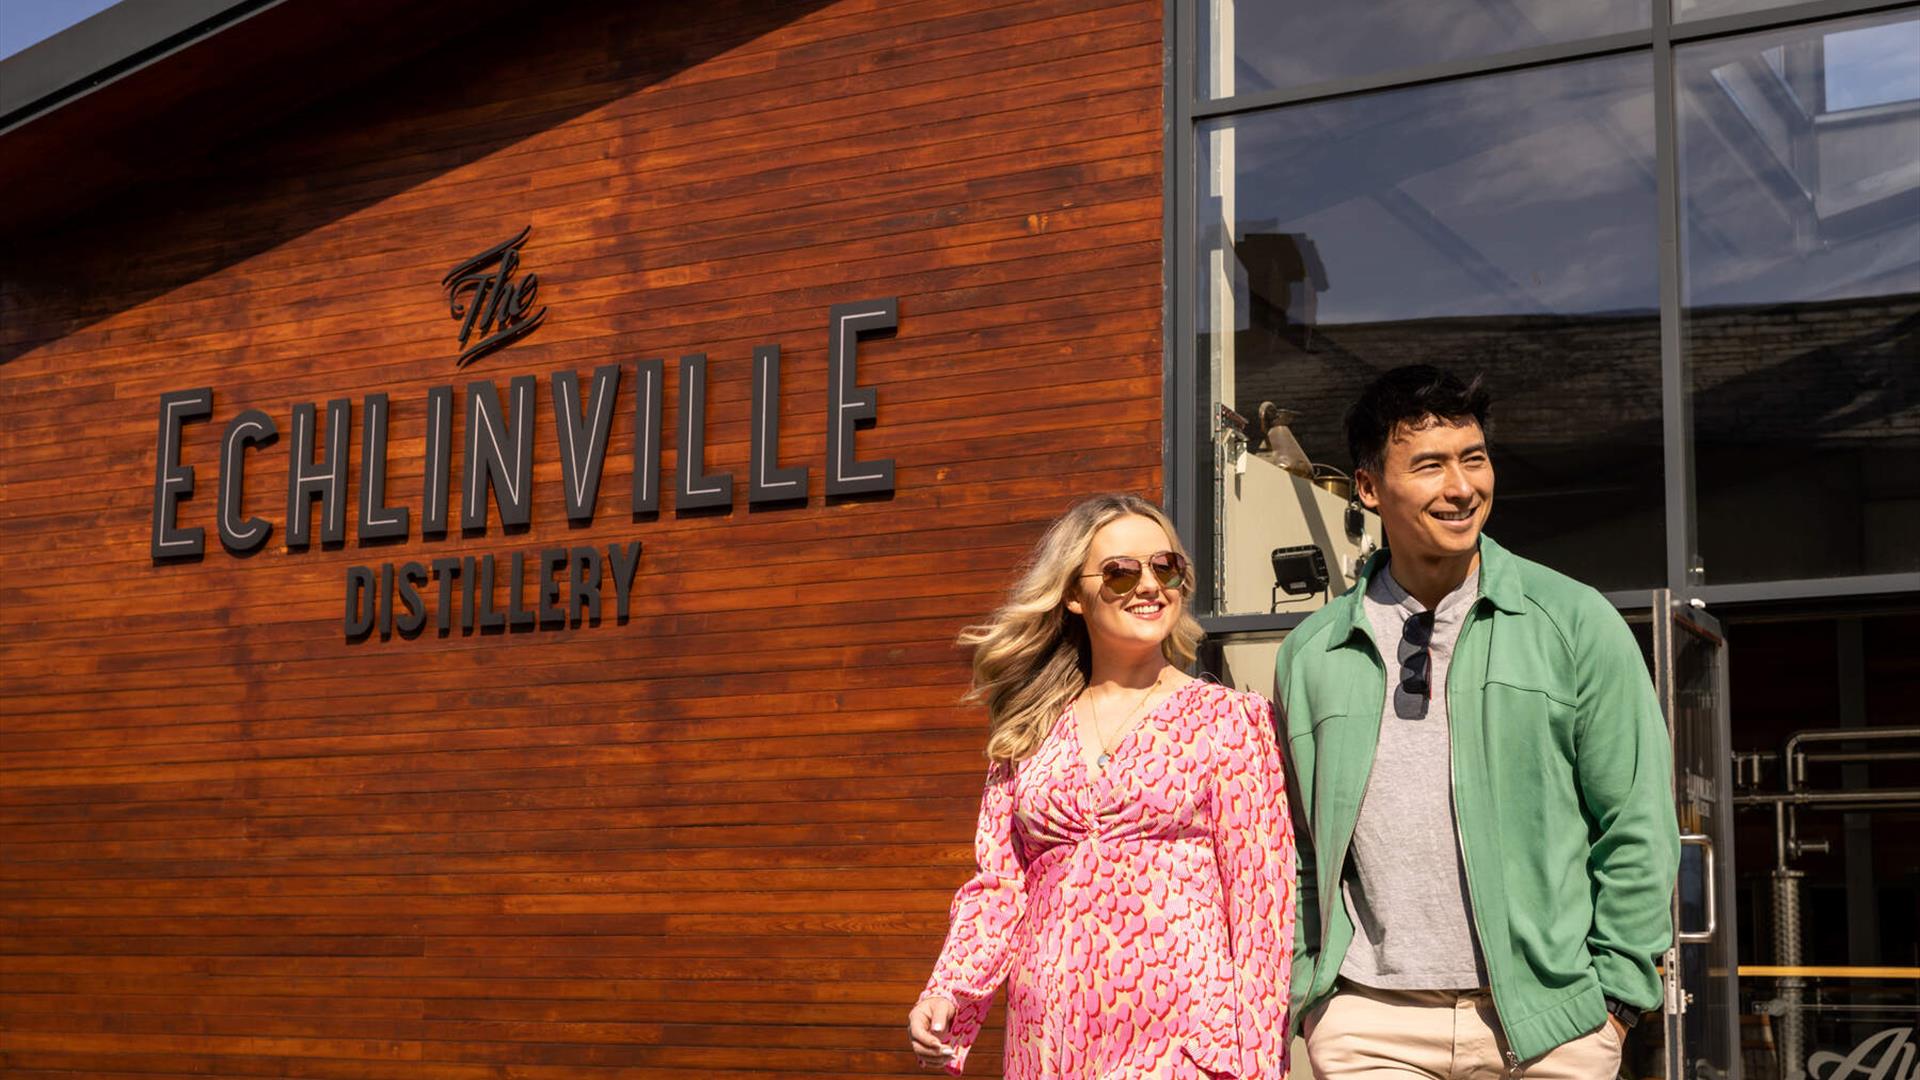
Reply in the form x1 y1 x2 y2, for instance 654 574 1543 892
1089 671 1166 770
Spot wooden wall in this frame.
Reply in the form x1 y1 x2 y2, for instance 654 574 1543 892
0 0 1164 1076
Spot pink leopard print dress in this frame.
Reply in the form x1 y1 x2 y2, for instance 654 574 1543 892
920 679 1294 1079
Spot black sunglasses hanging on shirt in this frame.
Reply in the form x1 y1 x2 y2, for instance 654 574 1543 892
1400 610 1435 699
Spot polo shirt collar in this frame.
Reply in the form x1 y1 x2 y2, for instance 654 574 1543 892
1324 533 1522 653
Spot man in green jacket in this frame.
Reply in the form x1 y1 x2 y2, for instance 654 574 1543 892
1275 366 1678 1077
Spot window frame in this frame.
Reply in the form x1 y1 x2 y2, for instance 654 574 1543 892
1164 0 1920 635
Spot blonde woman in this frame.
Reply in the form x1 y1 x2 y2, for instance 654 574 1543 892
907 493 1294 1079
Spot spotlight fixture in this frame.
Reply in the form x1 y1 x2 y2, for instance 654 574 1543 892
1271 544 1329 609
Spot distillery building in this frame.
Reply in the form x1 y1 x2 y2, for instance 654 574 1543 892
1 0 1916 1077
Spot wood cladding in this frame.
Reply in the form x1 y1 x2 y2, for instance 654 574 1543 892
0 0 1163 1075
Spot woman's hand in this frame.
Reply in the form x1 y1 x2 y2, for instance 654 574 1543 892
907 996 957 1069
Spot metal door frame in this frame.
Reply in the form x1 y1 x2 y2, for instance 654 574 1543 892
1653 589 1742 1080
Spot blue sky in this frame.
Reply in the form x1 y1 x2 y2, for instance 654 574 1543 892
1824 18 1920 110
1 0 121 60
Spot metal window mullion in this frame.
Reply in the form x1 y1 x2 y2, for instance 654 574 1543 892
1168 0 1205 603
1668 0 1918 42
1192 29 1655 121
1655 0 1699 602
1188 0 1917 128
1694 573 1920 606
1199 612 1310 636
1163 0 1184 525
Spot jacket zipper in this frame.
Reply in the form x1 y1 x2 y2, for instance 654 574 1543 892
1448 600 1519 1069
1318 651 1385 1006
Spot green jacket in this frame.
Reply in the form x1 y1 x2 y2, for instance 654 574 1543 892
1275 534 1678 1061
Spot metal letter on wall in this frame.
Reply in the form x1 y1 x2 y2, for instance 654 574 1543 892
552 364 620 522
632 359 664 514
344 566 374 637
152 387 213 560
443 226 548 368
675 354 733 510
461 376 536 531
750 344 808 505
422 386 453 536
358 392 409 541
218 408 278 553
825 297 898 497
286 398 351 547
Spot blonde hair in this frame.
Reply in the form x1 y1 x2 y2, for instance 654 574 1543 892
960 493 1205 762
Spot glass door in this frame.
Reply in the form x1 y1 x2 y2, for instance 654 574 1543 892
1652 590 1741 1080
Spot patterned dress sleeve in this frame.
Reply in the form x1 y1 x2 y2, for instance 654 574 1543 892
1211 691 1296 1079
920 760 1028 1075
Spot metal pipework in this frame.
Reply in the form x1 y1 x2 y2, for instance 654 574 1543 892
1733 749 1777 789
1784 727 1920 791
1773 869 1807 1080
1737 725 1920 1080
1735 789 1920 809
1800 751 1920 765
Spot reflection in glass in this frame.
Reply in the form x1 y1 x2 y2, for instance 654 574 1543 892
1677 0 1827 25
1724 614 1920 1080
1197 54 1662 615
1199 0 1644 100
1678 9 1920 584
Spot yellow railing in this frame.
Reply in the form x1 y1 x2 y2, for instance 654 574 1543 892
1738 966 1920 979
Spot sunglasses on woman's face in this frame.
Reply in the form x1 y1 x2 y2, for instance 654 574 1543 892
1078 551 1190 595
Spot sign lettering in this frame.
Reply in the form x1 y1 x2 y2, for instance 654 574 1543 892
147 229 900 641
443 227 547 368
1810 1026 1918 1080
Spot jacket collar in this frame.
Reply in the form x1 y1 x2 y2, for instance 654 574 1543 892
1324 533 1525 653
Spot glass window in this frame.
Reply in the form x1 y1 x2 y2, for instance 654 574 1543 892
1823 20 1920 111
1199 0 1646 101
1677 9 1920 585
1196 54 1663 616
1676 0 1823 25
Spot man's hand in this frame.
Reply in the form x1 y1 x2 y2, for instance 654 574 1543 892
1608 1014 1629 1042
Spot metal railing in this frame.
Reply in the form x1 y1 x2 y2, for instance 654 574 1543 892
1730 727 1920 1080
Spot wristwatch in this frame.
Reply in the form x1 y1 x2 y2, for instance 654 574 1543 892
1605 998 1642 1030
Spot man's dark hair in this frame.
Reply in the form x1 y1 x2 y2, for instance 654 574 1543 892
1344 365 1492 476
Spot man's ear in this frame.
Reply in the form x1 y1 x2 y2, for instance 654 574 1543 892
1354 467 1382 511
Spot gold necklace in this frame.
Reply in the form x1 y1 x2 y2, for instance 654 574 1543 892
1088 671 1166 769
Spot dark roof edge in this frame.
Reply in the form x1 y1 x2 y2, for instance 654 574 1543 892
0 0 285 136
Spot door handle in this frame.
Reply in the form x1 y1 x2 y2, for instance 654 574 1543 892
1677 832 1716 944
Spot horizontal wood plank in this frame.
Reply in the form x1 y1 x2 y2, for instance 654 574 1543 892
0 0 1162 1075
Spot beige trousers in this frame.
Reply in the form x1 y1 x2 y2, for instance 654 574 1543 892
1303 982 1623 1080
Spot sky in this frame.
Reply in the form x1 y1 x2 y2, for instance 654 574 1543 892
1824 18 1920 111
0 0 121 61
